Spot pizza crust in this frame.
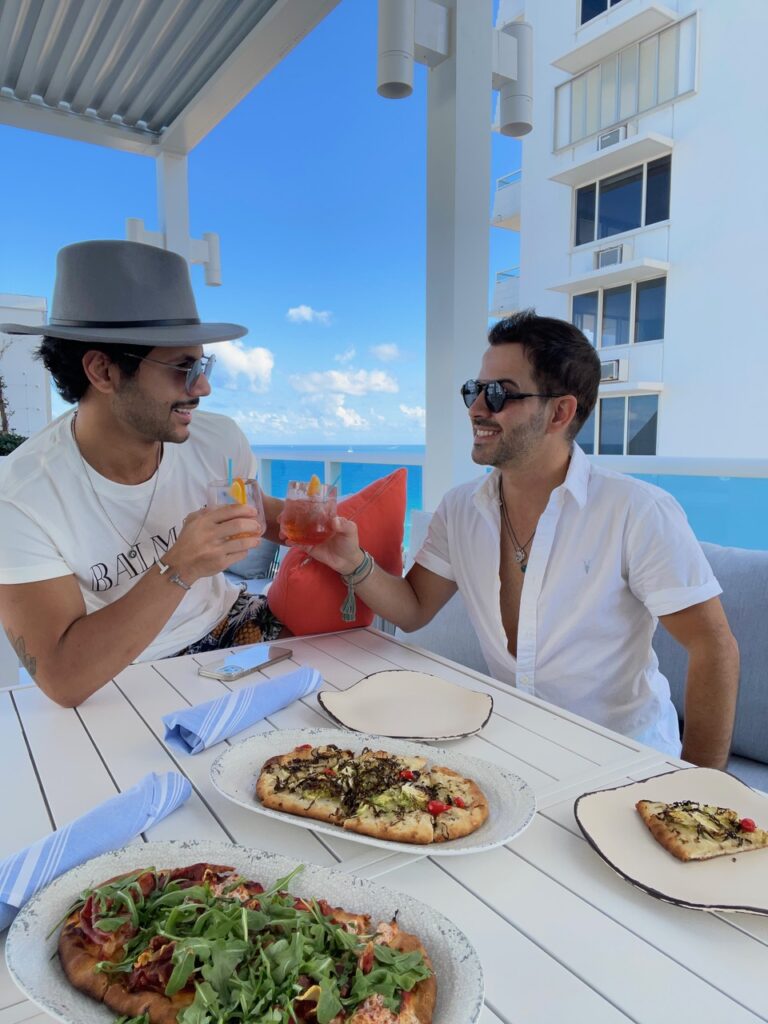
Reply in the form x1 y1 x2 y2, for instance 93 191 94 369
636 799 768 862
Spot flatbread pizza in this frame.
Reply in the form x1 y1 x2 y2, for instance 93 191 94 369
57 861 435 1024
636 799 768 862
256 743 489 844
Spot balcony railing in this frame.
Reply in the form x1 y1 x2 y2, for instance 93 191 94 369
250 448 768 553
496 169 521 189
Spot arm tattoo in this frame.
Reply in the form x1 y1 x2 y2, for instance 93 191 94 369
5 628 37 678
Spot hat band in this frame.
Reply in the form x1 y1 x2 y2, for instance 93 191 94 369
49 317 201 328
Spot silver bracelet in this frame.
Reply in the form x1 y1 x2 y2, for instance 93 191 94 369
340 551 375 622
157 558 192 592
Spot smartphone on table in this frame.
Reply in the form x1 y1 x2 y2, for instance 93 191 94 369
198 645 293 682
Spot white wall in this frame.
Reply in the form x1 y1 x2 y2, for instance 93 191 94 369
0 294 51 437
496 0 768 457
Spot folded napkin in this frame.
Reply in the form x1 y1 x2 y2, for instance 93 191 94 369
163 666 323 755
0 770 191 933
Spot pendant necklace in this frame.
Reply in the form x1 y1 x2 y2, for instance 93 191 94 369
499 478 536 574
71 413 162 559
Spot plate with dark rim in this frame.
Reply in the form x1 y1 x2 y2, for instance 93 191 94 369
575 767 768 915
317 670 494 741
5 839 485 1024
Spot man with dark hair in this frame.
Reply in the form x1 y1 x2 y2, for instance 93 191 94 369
0 240 285 707
309 310 739 768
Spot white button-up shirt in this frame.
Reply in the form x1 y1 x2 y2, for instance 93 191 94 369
414 445 722 755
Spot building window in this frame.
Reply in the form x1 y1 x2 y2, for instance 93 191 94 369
575 157 670 245
572 277 666 348
580 0 625 25
555 15 697 148
577 395 659 454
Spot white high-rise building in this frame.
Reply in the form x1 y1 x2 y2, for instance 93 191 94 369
492 0 767 458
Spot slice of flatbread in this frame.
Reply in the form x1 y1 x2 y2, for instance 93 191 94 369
256 743 353 824
636 799 768 862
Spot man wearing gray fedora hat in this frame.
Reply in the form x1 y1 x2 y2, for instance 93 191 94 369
0 240 287 706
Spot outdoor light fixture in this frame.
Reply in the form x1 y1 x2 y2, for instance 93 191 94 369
377 0 415 99
498 21 533 137
376 1 534 138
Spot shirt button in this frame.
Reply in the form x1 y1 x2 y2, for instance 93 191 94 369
519 674 529 684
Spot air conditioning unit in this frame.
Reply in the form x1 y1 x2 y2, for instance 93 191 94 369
600 358 628 382
597 125 627 150
595 244 623 269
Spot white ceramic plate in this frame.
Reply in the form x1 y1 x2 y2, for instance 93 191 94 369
575 767 768 914
317 670 493 741
210 727 536 856
5 839 485 1024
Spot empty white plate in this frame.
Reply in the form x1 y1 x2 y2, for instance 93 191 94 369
317 669 494 740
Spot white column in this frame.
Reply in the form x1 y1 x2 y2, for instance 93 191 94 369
156 152 191 260
423 0 493 511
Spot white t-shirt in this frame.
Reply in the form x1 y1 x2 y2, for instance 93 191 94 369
0 409 257 661
415 444 722 755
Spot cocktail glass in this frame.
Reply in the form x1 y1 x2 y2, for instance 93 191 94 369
279 478 338 545
207 478 266 541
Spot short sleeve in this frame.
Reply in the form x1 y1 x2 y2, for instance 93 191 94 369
625 492 722 617
0 500 72 584
413 499 456 582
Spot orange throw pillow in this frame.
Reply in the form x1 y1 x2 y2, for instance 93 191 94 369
267 468 407 635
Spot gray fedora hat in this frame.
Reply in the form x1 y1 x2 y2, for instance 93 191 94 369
0 240 247 346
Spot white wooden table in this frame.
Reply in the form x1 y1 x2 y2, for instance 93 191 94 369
1 628 766 1024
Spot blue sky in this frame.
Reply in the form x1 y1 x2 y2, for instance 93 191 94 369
1 1 520 445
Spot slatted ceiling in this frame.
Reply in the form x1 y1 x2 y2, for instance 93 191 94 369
0 0 281 139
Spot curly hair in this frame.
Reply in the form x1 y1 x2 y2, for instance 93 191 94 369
35 337 152 404
488 309 600 438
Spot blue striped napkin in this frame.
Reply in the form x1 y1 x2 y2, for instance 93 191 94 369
162 666 323 755
0 770 191 932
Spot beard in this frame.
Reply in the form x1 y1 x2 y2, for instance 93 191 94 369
471 403 548 468
112 379 197 444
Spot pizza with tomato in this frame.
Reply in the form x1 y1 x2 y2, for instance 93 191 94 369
57 861 436 1024
256 744 489 844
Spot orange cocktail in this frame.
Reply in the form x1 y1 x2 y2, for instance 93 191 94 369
207 477 266 540
279 475 337 545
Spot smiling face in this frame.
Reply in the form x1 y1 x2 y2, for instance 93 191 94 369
112 345 212 444
468 344 554 469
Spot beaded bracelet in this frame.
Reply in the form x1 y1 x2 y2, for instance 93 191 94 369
339 550 375 622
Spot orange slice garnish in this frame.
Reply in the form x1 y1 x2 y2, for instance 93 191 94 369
307 474 322 497
229 477 247 504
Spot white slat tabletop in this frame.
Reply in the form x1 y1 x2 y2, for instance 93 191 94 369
1 627 766 1024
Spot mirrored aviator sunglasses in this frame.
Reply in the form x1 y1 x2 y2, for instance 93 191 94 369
187 352 216 392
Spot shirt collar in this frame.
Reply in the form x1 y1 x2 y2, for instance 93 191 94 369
472 443 591 510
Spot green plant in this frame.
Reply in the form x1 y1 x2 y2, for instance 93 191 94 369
0 431 26 455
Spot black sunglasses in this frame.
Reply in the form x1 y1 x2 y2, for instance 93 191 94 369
461 379 566 413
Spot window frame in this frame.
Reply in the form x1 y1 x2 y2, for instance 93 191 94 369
573 156 670 246
555 14 697 150
571 276 666 349
576 393 659 455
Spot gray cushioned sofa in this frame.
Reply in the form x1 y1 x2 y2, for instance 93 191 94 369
398 512 768 791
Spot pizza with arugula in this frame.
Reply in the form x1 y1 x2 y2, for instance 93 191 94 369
57 862 435 1024
256 744 489 844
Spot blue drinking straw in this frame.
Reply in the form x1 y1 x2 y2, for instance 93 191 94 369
227 458 233 486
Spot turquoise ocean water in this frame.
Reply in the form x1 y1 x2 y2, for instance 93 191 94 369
252 445 767 551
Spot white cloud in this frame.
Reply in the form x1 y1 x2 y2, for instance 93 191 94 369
286 304 332 325
232 409 321 439
334 347 356 364
333 397 368 429
290 368 398 396
400 403 426 426
370 343 399 362
214 340 273 392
